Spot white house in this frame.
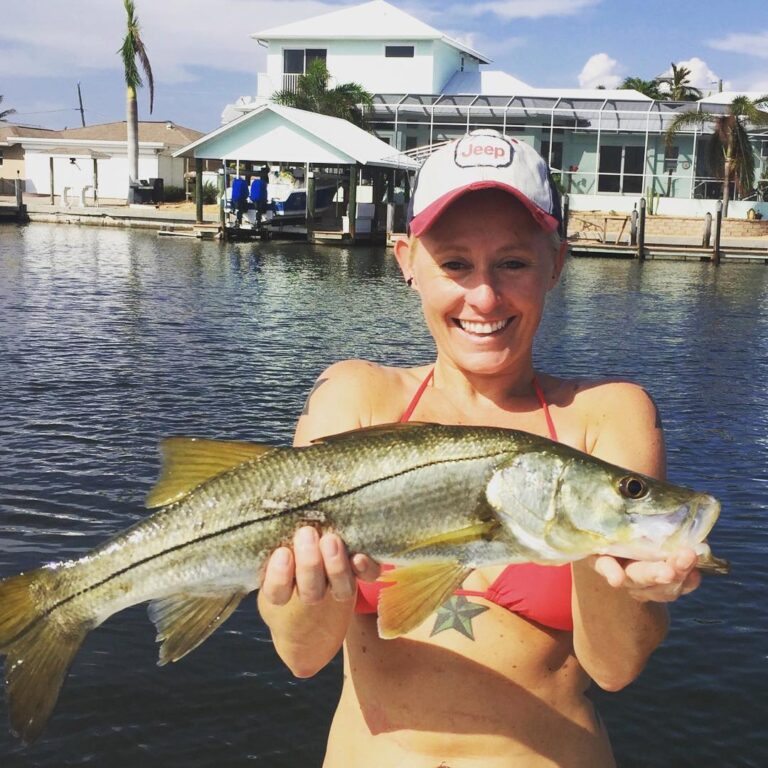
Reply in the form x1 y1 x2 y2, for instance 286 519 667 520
250 0 489 104
15 121 203 204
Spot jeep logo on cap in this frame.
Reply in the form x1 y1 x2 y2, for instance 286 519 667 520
455 134 513 168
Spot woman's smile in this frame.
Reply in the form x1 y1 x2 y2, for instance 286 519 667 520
453 317 514 336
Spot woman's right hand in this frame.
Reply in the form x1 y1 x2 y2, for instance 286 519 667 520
261 526 380 606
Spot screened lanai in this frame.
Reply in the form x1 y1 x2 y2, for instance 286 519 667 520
369 94 768 202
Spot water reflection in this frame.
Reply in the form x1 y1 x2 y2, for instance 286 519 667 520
0 224 766 767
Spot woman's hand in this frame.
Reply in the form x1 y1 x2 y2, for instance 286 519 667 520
589 547 701 603
261 526 381 606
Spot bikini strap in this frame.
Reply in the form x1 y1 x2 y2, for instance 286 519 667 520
532 376 559 442
400 368 434 423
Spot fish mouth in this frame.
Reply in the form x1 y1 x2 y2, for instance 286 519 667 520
619 493 721 559
685 493 721 542
453 318 513 336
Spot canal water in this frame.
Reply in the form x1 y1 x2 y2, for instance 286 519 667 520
0 224 765 767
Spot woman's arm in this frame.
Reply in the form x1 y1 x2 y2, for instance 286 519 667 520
571 382 700 691
257 361 380 677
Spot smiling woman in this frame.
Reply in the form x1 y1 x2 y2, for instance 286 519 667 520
256 130 704 768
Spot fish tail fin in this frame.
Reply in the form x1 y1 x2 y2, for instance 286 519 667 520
0 569 90 743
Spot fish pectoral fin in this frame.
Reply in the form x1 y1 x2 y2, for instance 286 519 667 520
148 590 247 665
393 520 501 555
146 437 279 508
376 562 471 640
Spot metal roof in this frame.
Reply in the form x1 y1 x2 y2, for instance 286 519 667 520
173 103 420 169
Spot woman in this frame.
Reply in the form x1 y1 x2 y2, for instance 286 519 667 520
258 131 701 767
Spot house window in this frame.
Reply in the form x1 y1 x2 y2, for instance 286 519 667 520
283 48 327 74
540 140 563 171
598 145 644 193
460 56 465 72
385 45 414 58
0 150 3 166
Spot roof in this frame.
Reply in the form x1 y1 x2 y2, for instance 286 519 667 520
699 91 768 106
0 123 60 145
442 71 533 96
174 103 419 169
252 0 490 63
55 121 204 146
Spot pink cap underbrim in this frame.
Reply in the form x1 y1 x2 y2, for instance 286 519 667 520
409 181 559 238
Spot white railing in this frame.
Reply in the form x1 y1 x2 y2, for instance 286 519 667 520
282 73 301 93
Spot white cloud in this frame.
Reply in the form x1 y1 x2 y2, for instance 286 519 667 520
0 0 337 83
708 31 768 59
578 53 621 89
467 0 601 19
656 57 727 93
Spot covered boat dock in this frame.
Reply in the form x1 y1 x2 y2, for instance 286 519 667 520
174 103 419 242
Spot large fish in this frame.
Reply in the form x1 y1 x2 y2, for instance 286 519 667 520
0 423 727 742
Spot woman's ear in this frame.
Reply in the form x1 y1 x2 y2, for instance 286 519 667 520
394 236 416 287
549 239 567 288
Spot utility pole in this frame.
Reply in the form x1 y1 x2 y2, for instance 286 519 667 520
77 82 86 127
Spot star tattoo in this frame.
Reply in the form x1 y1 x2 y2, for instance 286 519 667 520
430 595 489 640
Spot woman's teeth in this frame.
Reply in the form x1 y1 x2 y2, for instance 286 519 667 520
457 318 509 335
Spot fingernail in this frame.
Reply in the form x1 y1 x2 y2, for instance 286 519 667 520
272 548 291 569
295 527 317 549
320 535 340 558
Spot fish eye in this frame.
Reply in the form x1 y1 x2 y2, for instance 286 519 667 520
618 475 648 500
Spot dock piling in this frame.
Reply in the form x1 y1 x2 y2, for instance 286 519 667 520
703 212 712 248
713 201 722 265
637 198 646 261
562 194 569 240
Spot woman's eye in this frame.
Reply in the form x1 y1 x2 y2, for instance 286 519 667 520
500 259 526 270
441 261 468 272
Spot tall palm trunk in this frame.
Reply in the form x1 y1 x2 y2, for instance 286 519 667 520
126 85 139 201
722 155 732 218
120 0 153 204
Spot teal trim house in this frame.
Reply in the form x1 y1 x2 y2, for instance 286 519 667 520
230 0 768 218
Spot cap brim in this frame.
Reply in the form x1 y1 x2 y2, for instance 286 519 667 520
409 181 559 238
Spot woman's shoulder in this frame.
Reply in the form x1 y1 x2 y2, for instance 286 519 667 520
542 374 657 414
294 360 432 445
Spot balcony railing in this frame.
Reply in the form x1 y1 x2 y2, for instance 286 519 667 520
280 72 336 93
282 73 301 93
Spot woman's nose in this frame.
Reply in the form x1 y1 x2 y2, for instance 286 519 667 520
465 272 501 313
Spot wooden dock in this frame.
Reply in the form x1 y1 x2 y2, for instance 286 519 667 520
0 202 27 223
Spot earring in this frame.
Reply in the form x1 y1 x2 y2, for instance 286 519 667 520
406 277 413 287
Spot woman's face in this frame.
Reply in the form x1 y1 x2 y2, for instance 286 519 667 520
396 189 564 376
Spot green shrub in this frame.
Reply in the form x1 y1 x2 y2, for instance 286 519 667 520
163 185 186 202
193 181 219 205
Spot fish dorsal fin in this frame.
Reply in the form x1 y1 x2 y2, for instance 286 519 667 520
376 562 471 639
310 422 433 445
148 590 247 665
146 437 277 508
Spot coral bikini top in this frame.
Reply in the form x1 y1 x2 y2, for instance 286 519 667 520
354 369 574 632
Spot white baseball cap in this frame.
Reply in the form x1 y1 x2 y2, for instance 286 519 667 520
407 129 562 237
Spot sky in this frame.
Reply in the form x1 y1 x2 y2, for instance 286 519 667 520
1 0 767 134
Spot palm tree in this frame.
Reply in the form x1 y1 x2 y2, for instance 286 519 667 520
0 95 16 122
272 59 372 129
619 77 663 100
119 0 154 202
665 94 768 216
659 63 702 102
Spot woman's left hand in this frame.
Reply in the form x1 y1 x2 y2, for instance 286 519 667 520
589 547 702 603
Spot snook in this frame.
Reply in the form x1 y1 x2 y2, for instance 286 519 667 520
0 423 725 742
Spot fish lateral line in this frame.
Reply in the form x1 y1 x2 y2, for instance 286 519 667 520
8 449 514 629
